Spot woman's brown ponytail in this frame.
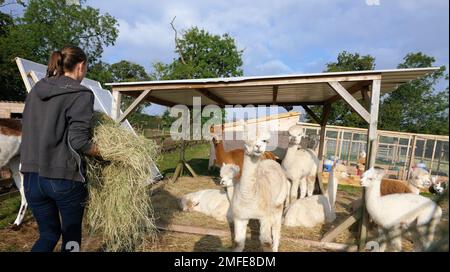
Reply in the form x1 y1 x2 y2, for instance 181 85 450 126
46 46 87 78
46 51 64 77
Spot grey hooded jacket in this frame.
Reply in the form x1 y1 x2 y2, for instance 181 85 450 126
20 75 94 182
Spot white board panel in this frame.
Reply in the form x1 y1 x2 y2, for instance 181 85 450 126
15 57 163 182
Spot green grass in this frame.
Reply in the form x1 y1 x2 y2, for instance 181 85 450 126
338 184 363 195
0 196 21 229
158 143 219 178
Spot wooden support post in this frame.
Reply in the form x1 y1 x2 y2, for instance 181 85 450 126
347 132 354 164
334 130 341 159
406 135 417 179
403 136 412 180
184 162 198 178
436 142 444 174
361 87 371 109
338 131 345 160
118 89 152 123
358 79 380 251
111 90 122 121
421 139 427 162
272 86 278 105
171 138 198 182
430 140 438 173
316 103 332 194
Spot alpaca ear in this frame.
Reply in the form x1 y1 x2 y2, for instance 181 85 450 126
375 168 386 177
431 176 438 184
222 162 226 167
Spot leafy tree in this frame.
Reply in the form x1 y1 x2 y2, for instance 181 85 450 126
305 51 375 127
152 26 243 80
0 0 118 101
0 9 13 37
161 109 176 129
108 60 152 114
86 60 112 86
110 60 151 82
379 52 448 135
151 26 241 130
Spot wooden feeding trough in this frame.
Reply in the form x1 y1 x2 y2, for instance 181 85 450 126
106 67 440 250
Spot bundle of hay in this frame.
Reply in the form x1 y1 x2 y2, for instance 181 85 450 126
85 112 160 251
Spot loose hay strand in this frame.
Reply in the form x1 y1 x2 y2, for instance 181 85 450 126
85 112 160 251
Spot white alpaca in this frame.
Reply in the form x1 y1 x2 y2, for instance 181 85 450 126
178 163 240 223
0 120 26 229
283 162 348 228
179 189 232 222
219 163 240 202
361 167 442 252
406 168 432 195
429 176 447 195
231 128 289 252
282 124 319 202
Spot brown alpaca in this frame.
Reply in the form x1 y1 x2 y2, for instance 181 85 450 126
380 179 413 195
352 179 413 212
212 137 276 178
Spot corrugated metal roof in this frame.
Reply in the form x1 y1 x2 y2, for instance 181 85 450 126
106 67 440 106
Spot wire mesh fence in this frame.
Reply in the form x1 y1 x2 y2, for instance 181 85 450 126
300 122 449 182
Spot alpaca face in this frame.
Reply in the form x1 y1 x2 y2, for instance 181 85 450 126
410 168 432 189
243 131 270 157
430 176 446 194
179 198 199 211
288 124 305 145
333 163 349 179
212 135 222 146
220 163 239 187
359 151 366 158
360 167 385 187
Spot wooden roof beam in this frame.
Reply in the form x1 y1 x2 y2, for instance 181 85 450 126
272 86 278 105
326 81 372 104
195 88 228 106
302 104 321 124
118 89 152 123
327 81 370 123
110 74 382 92
145 95 178 107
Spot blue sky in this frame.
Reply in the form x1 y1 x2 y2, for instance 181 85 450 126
84 0 449 118
3 0 449 119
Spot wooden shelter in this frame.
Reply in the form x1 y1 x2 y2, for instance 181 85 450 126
0 101 24 118
107 67 440 250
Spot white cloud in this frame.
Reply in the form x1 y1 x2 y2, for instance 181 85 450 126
82 0 448 115
251 59 293 76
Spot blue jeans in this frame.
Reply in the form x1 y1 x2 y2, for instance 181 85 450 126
23 172 87 252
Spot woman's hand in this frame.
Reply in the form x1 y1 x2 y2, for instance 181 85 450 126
85 143 102 159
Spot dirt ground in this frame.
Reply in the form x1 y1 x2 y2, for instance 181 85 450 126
0 175 448 252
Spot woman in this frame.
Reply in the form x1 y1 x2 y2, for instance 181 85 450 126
20 46 100 252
